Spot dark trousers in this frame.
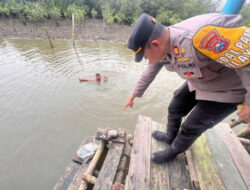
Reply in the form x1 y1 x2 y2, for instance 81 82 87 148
167 82 239 154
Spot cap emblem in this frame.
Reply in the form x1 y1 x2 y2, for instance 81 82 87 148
151 17 157 24
135 47 142 54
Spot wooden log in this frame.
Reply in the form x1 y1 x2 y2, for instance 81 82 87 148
238 137 250 146
192 134 226 190
206 127 247 190
229 118 245 128
93 141 125 190
79 140 105 190
82 174 96 184
124 115 152 190
53 136 93 190
185 148 200 190
237 127 250 138
215 123 250 189
67 163 92 190
150 121 170 190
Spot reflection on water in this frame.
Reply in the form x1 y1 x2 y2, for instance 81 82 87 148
0 39 236 190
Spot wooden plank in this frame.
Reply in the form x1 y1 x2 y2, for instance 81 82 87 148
53 136 93 190
124 115 152 190
93 142 125 190
185 148 200 190
205 128 247 190
192 134 226 190
168 152 190 189
67 158 93 190
150 121 170 190
215 123 250 189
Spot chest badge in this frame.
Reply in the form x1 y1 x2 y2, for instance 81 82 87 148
177 48 191 62
184 72 196 78
173 45 180 56
177 57 191 62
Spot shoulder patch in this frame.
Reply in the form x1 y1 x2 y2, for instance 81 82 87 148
193 25 250 68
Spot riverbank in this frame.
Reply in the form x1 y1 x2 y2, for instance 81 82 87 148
0 18 132 43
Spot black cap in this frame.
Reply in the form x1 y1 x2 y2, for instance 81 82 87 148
128 13 164 62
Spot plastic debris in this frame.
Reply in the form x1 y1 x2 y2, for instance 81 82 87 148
107 129 118 140
77 142 98 161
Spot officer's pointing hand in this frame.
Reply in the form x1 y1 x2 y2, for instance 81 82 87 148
124 95 135 109
237 103 250 123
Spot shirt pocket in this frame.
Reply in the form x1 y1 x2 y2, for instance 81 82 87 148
198 67 219 82
174 60 203 80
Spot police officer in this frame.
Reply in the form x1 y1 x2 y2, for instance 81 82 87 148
124 13 250 164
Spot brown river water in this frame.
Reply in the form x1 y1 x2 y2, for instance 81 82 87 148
0 39 236 190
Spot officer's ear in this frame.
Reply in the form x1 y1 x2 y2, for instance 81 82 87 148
151 40 160 47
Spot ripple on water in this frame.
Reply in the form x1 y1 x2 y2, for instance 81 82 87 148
0 39 184 190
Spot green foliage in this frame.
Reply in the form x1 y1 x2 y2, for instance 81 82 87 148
91 8 97 18
0 4 10 16
49 6 61 26
119 0 142 24
65 4 87 21
240 2 250 27
102 5 114 24
113 12 125 24
0 0 249 27
26 2 47 23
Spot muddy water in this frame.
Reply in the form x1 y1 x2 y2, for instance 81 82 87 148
0 39 235 190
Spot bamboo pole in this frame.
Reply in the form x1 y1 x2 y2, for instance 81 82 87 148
79 140 105 190
238 137 250 146
82 174 97 184
44 27 54 48
229 118 245 128
237 127 250 138
72 13 75 47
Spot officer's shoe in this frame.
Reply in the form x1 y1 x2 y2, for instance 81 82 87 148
151 148 178 164
152 130 175 144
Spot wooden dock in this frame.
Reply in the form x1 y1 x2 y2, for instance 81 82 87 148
54 115 250 190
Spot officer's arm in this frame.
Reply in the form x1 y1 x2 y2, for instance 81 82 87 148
132 62 164 97
124 62 164 109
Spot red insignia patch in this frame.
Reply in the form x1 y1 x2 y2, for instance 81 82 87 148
184 72 196 78
173 45 180 56
199 29 229 53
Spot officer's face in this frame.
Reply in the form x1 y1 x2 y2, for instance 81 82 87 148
144 42 165 63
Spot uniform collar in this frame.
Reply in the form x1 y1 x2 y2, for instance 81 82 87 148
169 27 182 58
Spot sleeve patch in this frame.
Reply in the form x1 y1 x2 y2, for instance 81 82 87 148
193 25 250 68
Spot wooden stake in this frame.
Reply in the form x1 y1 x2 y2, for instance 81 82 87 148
79 140 105 190
229 118 245 128
238 137 250 146
82 174 97 184
72 13 75 47
237 127 250 138
44 27 54 48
